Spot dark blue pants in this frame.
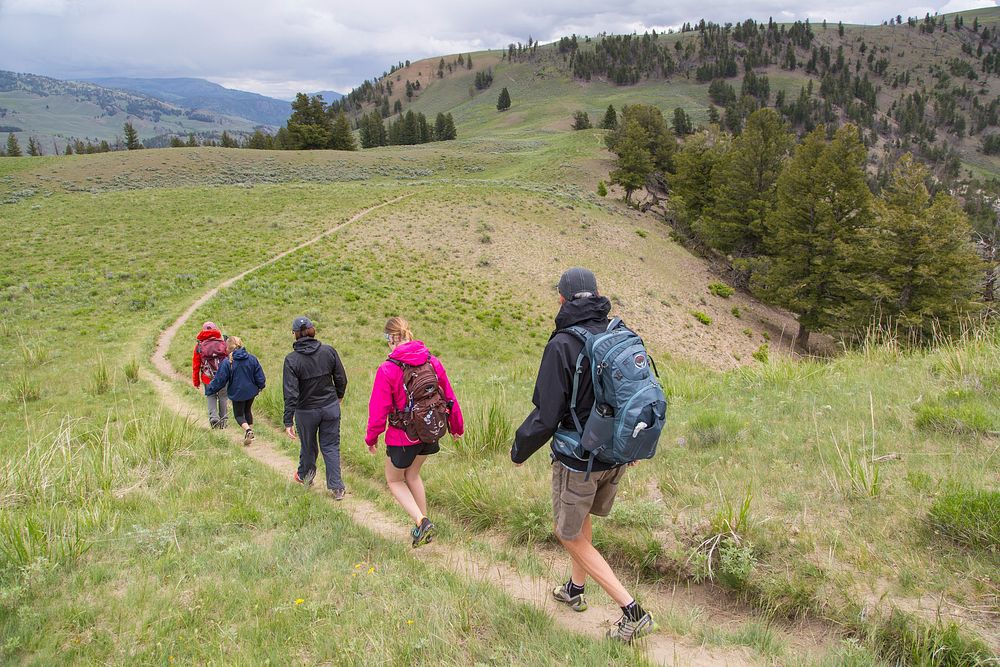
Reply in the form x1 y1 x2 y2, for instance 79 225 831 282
295 402 343 491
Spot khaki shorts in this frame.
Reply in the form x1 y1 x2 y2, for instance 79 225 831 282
551 462 627 541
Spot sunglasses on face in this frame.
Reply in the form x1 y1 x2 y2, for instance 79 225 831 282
383 333 392 343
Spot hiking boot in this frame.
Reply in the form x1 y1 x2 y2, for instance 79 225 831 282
243 428 254 446
209 418 220 429
293 469 316 487
607 611 655 643
331 488 345 501
552 583 588 612
411 518 435 547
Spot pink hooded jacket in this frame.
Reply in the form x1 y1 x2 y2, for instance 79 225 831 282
365 340 464 447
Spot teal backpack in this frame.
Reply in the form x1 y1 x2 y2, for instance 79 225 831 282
552 318 667 478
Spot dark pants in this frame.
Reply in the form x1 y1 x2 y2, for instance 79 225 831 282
295 402 343 491
232 398 255 426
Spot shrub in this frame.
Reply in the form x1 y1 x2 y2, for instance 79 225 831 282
752 344 769 364
691 311 712 325
708 281 735 298
928 488 1000 550
731 306 742 318
635 229 648 238
596 181 607 197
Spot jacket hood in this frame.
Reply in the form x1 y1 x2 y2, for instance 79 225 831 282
197 329 223 342
232 348 250 361
293 336 321 355
389 340 430 366
553 295 612 332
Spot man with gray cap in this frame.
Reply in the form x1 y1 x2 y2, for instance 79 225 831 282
283 316 349 499
511 268 655 643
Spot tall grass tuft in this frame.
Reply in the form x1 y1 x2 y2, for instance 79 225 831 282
125 411 196 465
686 409 746 449
12 374 41 402
17 334 50 367
90 355 113 395
122 357 140 384
460 398 513 458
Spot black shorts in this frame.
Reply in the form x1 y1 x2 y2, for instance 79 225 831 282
387 441 440 469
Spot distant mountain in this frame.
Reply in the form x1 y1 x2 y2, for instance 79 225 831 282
86 77 292 126
309 90 344 103
0 70 263 152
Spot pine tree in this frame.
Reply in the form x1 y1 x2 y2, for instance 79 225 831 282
186 133 198 147
672 107 693 136
599 104 618 130
609 118 654 203
497 87 511 111
123 122 141 150
606 104 676 172
328 111 357 150
704 108 793 255
169 137 185 148
64 144 73 155
572 111 591 130
672 129 729 233
6 133 22 157
27 136 41 156
756 125 874 348
220 131 238 148
868 154 983 337
287 93 332 149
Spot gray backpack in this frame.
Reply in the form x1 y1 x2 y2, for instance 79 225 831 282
552 318 667 477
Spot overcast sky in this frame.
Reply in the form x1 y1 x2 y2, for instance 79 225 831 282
0 0 996 99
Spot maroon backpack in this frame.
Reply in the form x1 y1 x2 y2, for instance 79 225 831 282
198 338 228 379
387 357 451 444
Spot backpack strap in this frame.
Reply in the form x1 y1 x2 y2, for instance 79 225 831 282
560 326 593 436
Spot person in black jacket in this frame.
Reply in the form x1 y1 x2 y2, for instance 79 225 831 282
511 268 654 643
283 316 349 499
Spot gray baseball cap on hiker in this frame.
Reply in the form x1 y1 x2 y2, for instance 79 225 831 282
558 267 598 300
291 316 314 332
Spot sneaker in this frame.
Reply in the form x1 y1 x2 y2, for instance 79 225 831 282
243 428 254 446
411 517 435 548
552 583 588 612
293 469 316 487
607 611 655 643
332 488 345 501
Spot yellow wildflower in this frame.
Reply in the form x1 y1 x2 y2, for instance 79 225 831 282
294 598 304 605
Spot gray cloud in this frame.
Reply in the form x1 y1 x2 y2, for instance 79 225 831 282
0 0 995 98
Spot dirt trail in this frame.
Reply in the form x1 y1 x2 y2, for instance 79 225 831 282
144 197 824 666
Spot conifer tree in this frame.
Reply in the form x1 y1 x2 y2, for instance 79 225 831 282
287 93 332 149
329 111 357 150
609 118 654 203
27 136 41 156
123 122 141 150
672 129 729 232
186 133 198 147
705 108 793 255
868 154 983 337
220 131 238 148
64 144 73 155
756 125 874 348
672 107 693 136
600 104 618 130
497 87 511 111
6 133 21 157
169 137 185 148
572 111 591 130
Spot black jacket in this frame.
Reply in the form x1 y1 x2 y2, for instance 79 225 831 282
511 296 617 472
282 336 348 426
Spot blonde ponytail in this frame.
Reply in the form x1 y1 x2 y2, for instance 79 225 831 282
384 317 414 345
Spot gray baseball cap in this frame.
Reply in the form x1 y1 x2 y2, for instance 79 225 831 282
558 267 598 300
291 316 314 332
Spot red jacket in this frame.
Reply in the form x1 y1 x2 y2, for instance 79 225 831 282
192 329 224 387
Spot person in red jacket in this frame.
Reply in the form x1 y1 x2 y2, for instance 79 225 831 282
192 321 229 428
366 316 463 547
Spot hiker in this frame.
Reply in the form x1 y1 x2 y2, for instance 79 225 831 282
205 336 266 446
511 268 664 643
192 321 229 428
282 316 349 499
365 317 464 547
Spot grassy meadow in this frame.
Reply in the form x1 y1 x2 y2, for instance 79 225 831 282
2 40 999 664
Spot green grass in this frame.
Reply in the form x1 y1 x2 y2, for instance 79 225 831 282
929 488 1000 551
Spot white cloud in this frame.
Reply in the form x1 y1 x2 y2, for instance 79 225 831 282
939 0 996 13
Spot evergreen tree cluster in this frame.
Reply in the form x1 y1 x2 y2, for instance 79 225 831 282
285 93 356 150
662 112 983 344
572 32 677 84
358 110 456 148
474 68 494 90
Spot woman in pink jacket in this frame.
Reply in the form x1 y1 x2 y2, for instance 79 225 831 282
366 316 463 547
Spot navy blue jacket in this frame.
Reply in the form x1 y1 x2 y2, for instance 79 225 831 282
206 348 266 401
